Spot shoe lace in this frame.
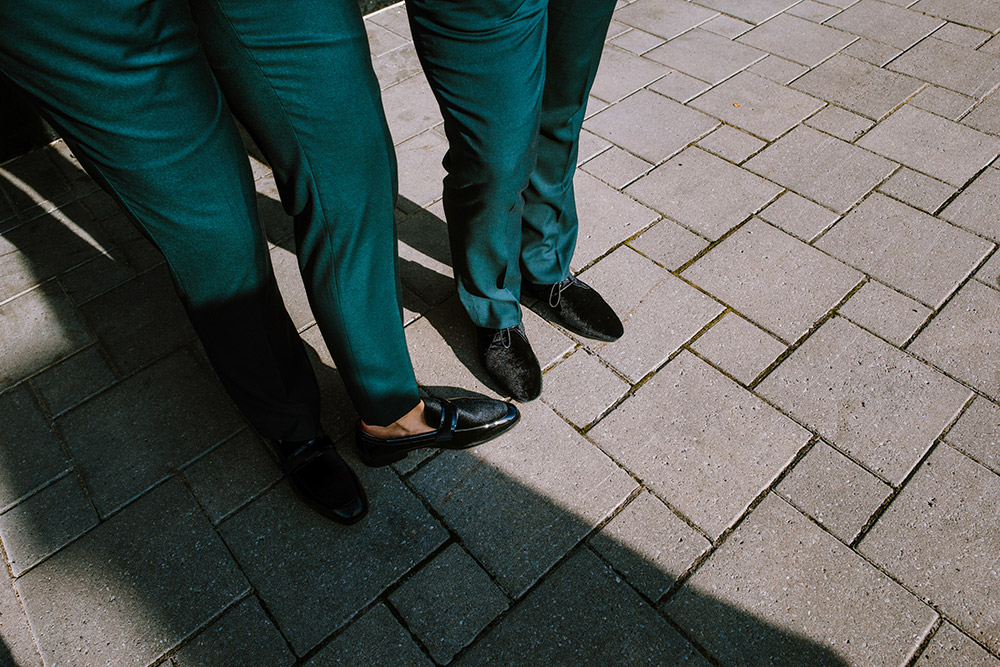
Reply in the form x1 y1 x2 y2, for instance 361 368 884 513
548 275 587 308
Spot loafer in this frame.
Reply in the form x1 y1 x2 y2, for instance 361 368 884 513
477 323 542 402
527 275 623 342
356 396 519 467
275 435 367 525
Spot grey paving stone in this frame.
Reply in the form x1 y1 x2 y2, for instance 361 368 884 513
691 0 798 24
372 43 422 91
0 149 72 215
605 18 631 40
608 27 665 55
889 38 1000 99
933 21 992 48
626 146 782 240
787 0 842 22
758 192 840 242
0 574 40 667
747 54 810 84
410 400 636 597
57 250 135 306
583 89 719 164
803 104 875 142
909 280 1000 401
16 478 248 667
944 395 1000 475
581 247 724 382
691 311 786 385
689 71 825 141
0 473 97 576
220 466 448 655
915 622 1000 666
367 3 412 41
975 248 1000 290
365 19 408 58
859 444 1000 654
303 604 433 667
838 279 932 346
683 219 862 342
696 124 766 164
826 0 944 49
576 127 612 163
79 265 197 376
57 349 244 516
910 85 976 120
590 45 669 103
816 193 993 308
613 0 717 40
964 92 1000 136
758 317 972 485
271 245 314 331
457 549 708 666
389 544 508 664
30 345 114 418
397 207 454 308
644 30 765 85
776 441 892 543
580 146 652 188
941 168 1000 241
860 105 1000 187
591 351 810 538
571 170 660 272
0 282 91 391
629 217 709 271
542 349 628 428
879 167 957 214
737 13 856 66
589 490 710 602
183 430 281 524
395 129 447 212
172 597 295 667
382 73 443 146
911 0 1000 32
982 32 1000 55
841 36 903 66
0 386 69 511
644 69 712 103
745 125 897 213
792 54 923 120
701 13 754 39
664 493 937 665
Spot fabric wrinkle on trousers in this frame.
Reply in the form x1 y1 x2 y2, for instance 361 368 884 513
406 0 617 330
0 0 420 439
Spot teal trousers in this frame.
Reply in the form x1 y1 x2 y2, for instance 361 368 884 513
406 0 616 329
0 0 420 438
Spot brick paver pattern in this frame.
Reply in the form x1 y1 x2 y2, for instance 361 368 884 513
1 0 999 664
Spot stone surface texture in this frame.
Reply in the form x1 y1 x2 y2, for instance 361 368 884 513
3 1 1000 663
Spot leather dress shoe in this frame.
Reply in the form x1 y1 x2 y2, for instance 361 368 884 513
477 323 542 402
527 275 623 342
356 395 519 467
275 435 367 525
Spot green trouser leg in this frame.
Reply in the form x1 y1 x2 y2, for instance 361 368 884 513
520 0 617 286
0 0 419 438
406 0 616 329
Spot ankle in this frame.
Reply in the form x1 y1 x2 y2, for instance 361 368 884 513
359 400 434 439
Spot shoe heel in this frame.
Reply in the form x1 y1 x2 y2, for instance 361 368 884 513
356 442 408 468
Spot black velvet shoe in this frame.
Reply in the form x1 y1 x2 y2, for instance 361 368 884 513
355 396 520 467
527 275 624 342
477 323 542 402
275 435 367 525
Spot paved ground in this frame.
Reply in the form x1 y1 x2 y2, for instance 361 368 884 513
2 0 1000 665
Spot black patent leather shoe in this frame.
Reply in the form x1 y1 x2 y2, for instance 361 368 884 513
527 275 624 342
355 396 519 467
477 323 542 402
275 435 367 525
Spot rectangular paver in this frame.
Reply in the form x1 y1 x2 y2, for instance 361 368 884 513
737 13 856 66
665 493 937 665
590 351 811 539
825 0 944 50
758 317 972 485
644 29 766 85
888 37 1000 99
792 54 924 120
614 0 718 39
